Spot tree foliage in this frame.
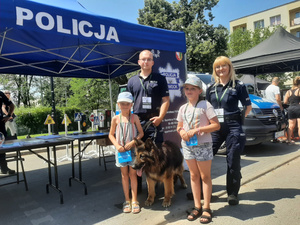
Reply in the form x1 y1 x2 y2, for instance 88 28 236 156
0 74 38 107
40 77 72 107
138 0 228 73
68 78 120 113
228 25 283 57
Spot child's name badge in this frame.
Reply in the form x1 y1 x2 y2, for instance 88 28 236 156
142 97 152 109
186 135 198 146
215 108 224 123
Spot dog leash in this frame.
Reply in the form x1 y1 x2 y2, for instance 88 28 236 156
142 120 158 142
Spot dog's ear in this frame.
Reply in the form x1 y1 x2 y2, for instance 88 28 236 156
134 138 143 147
133 138 140 147
145 138 155 151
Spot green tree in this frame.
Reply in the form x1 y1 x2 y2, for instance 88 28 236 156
228 25 284 57
68 78 120 113
41 77 72 107
0 74 38 107
227 28 252 57
138 0 228 73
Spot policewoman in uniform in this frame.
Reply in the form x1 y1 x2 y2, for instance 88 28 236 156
206 56 252 205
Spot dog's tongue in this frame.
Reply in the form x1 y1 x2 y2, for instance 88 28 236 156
137 169 143 177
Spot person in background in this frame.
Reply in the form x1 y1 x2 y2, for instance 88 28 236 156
127 49 170 193
2 90 17 137
0 90 15 174
265 77 284 142
265 77 283 111
206 56 252 205
283 76 300 145
109 92 144 214
177 76 220 223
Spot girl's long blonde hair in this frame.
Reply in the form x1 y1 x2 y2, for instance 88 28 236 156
212 56 237 88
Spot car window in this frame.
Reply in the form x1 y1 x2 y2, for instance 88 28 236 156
195 75 214 85
246 84 255 94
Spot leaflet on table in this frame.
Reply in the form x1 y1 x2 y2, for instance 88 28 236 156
1 142 23 148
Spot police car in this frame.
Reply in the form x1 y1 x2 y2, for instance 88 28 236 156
188 73 286 147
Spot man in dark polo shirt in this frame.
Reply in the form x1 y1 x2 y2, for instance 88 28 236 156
127 49 170 192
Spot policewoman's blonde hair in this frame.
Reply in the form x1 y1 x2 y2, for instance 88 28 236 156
212 56 237 88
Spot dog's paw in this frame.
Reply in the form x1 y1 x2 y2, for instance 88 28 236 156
162 200 171 207
145 199 154 206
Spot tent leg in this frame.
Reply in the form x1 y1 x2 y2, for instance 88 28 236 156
50 77 58 134
109 78 114 116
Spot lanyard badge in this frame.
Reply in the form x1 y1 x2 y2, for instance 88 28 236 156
139 75 153 110
142 97 152 109
184 103 199 146
214 85 229 123
186 135 198 146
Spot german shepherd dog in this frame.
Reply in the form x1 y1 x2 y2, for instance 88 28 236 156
133 138 187 207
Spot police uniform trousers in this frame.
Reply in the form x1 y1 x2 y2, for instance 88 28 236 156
211 119 246 197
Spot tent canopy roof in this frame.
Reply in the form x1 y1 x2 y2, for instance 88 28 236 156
0 0 186 78
231 27 300 75
239 74 270 90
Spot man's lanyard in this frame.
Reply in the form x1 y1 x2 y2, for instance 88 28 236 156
184 101 199 129
215 84 230 108
139 74 152 97
119 114 131 146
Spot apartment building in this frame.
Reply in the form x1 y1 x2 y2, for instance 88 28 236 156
230 1 300 37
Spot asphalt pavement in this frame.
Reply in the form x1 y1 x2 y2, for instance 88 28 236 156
0 140 299 225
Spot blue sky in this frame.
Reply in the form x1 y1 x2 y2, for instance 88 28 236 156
79 0 294 29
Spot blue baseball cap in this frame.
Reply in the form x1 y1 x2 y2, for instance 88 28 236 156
117 92 133 103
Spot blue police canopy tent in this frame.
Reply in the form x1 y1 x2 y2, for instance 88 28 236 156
0 0 186 79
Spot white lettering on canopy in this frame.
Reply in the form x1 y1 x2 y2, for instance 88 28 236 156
36 12 54 30
15 6 120 42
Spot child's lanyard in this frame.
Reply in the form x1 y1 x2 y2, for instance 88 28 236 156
119 114 131 146
139 74 152 97
184 101 199 129
215 85 229 108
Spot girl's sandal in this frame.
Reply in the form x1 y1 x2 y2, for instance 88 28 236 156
287 140 295 145
187 207 202 221
200 208 212 224
123 201 131 213
131 201 140 214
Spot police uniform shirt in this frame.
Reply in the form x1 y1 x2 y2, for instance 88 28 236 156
127 72 169 115
206 80 251 116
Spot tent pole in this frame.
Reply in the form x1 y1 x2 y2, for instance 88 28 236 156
50 76 58 134
109 77 114 115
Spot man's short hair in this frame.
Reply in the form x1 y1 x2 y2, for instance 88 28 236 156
272 77 279 84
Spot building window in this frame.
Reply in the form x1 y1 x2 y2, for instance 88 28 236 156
270 15 281 26
294 12 300 26
254 20 264 29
